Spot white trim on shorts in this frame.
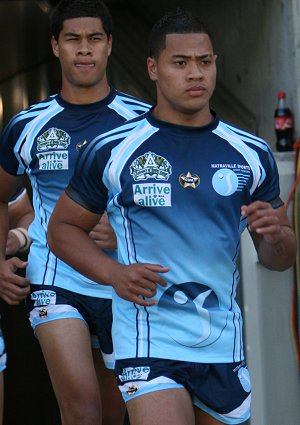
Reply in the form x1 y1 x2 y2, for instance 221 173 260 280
29 304 82 329
29 304 115 369
119 375 251 424
193 393 251 424
119 376 182 402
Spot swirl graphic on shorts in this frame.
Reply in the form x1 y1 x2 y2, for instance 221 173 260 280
238 367 251 393
157 282 228 347
212 168 239 196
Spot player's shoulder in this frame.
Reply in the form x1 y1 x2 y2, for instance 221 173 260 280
114 89 151 108
97 110 152 146
2 94 58 135
109 89 152 120
217 118 272 154
77 112 152 166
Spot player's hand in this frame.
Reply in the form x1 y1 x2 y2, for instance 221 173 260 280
241 201 283 245
0 257 30 305
89 212 117 250
111 263 169 307
6 230 22 256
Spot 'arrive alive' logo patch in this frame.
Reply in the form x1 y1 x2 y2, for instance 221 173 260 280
36 128 71 170
130 152 172 207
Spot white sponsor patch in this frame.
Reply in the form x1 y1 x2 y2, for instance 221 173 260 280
37 150 69 170
133 183 171 207
31 290 56 306
119 366 151 382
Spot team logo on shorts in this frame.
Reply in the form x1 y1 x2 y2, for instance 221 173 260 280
237 367 251 393
126 384 139 396
119 366 150 382
37 127 70 151
179 172 200 189
130 151 172 181
31 290 56 307
38 308 48 319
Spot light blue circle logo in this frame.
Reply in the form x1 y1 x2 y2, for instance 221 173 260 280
238 367 251 393
212 168 238 196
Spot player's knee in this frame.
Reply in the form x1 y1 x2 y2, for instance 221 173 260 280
61 407 101 425
60 396 102 425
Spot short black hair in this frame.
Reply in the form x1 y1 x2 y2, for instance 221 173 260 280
148 8 213 59
50 0 113 41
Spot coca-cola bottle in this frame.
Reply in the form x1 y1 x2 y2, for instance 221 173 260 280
274 91 294 152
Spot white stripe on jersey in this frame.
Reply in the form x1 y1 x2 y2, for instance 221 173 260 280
17 101 64 172
107 119 158 190
109 94 150 121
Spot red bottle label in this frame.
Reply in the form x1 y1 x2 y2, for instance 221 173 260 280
274 116 293 130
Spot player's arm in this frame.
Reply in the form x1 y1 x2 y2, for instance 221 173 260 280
47 192 168 306
89 211 117 250
0 167 30 304
7 189 34 256
242 199 296 271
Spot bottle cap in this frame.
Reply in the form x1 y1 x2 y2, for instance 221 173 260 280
277 91 286 99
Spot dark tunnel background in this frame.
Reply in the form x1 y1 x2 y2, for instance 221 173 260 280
1 1 300 424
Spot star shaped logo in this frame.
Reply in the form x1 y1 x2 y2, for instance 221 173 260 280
179 172 200 189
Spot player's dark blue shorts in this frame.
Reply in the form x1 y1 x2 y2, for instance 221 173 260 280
115 357 251 424
26 285 114 368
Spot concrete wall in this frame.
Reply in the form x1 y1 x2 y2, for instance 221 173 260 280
205 0 297 143
118 0 300 148
241 152 300 425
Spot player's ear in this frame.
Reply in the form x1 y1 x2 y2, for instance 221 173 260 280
51 36 59 58
147 57 158 81
107 34 112 57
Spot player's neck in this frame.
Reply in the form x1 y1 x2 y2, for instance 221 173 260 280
152 104 213 128
60 81 111 105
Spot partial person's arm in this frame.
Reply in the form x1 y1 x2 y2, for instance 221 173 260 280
89 211 117 250
0 167 30 304
6 189 34 256
47 192 168 307
242 200 297 271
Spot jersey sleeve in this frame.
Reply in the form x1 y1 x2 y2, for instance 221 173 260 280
250 145 281 205
66 142 110 214
0 118 25 175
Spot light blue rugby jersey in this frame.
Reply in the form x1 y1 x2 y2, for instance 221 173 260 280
67 110 281 363
0 88 150 297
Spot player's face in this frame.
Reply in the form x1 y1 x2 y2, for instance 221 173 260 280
51 17 112 98
147 33 217 126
